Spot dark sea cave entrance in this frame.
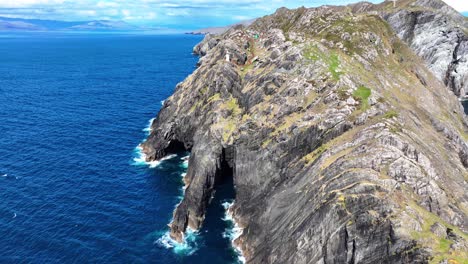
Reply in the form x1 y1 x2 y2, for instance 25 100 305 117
187 147 239 263
163 143 239 263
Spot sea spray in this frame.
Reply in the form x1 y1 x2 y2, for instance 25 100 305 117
222 201 246 264
142 118 155 135
135 117 200 256
179 155 189 192
155 154 202 256
132 145 177 168
133 117 178 168
156 228 199 256
180 155 189 169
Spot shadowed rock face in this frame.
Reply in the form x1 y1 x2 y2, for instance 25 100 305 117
142 1 468 263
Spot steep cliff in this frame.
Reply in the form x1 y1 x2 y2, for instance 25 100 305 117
352 0 468 98
142 1 468 263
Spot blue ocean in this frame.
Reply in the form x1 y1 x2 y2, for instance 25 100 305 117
0 33 240 263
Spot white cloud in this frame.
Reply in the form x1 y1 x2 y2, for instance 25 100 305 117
77 9 97 16
0 0 65 8
121 8 136 20
105 9 119 16
0 0 463 28
121 9 131 17
96 1 120 8
146 11 156 19
442 0 468 12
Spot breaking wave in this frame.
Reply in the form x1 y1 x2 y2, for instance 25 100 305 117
222 201 246 264
142 118 155 135
132 145 177 168
180 155 189 169
154 153 200 256
155 228 200 256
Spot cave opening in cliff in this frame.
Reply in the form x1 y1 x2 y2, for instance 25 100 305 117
215 147 234 186
166 139 189 154
197 147 237 258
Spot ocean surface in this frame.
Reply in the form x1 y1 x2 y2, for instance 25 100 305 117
0 33 240 263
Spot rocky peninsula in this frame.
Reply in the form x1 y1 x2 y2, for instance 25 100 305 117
142 0 468 263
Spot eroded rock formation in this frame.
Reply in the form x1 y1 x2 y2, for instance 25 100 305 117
352 0 468 98
142 0 468 263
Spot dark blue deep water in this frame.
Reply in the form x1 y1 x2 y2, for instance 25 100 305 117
0 33 239 263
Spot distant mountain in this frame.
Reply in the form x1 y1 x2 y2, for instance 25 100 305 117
0 19 46 31
187 19 256 35
68 20 138 31
0 17 140 32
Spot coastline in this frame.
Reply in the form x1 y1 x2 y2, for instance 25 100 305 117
223 201 246 263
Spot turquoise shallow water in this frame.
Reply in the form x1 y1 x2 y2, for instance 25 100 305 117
0 33 239 263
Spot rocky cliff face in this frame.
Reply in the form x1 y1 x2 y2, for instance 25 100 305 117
352 0 468 98
142 1 468 263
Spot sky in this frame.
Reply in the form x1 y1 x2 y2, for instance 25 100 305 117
0 0 466 29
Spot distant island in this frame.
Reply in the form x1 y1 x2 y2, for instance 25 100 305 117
0 16 143 32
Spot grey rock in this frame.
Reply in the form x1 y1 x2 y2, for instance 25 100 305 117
430 222 447 237
353 0 468 98
142 2 468 263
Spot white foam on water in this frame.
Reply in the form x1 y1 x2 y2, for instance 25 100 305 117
1 174 7 177
132 145 147 165
140 148 197 257
222 201 246 264
142 118 155 135
132 145 177 168
150 154 177 168
180 155 189 169
161 100 166 106
155 227 199 256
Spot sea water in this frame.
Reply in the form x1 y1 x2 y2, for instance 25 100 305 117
0 33 239 263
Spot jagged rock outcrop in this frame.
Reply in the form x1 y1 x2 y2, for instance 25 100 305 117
142 1 468 263
352 0 468 98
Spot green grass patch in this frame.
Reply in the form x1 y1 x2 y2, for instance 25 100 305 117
200 86 208 95
406 200 468 264
224 97 242 116
303 45 343 81
207 93 221 103
329 54 343 81
240 63 254 78
352 86 371 110
262 138 272 148
303 144 327 165
383 110 399 119
222 120 236 142
303 45 321 61
189 100 202 113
